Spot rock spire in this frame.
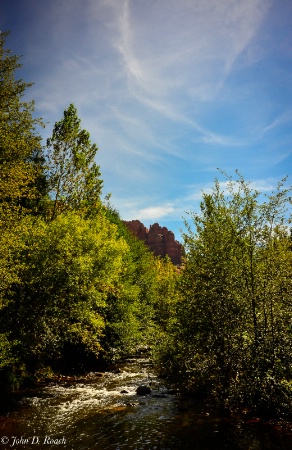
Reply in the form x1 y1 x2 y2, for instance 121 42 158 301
124 220 183 265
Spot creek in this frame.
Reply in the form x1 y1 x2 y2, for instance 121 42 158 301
0 356 291 450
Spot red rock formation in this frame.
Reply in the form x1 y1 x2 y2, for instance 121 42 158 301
125 220 148 241
124 220 183 265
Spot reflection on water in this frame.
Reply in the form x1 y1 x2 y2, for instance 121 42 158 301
0 358 291 449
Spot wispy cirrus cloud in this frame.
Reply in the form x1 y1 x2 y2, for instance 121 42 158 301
114 0 271 104
25 0 272 151
3 0 290 240
186 177 280 203
263 110 292 133
91 0 272 154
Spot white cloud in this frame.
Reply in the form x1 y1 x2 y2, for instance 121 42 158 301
186 177 279 204
26 0 273 159
114 0 271 98
137 205 175 221
263 110 292 133
5 0 288 236
101 0 272 147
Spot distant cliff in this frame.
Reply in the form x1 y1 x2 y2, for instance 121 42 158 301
124 220 183 265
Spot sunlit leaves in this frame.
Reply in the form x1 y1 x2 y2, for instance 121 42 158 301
0 31 45 216
46 104 102 219
0 211 129 372
164 172 292 416
0 32 181 389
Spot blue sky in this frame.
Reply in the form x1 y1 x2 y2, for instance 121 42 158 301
1 0 292 241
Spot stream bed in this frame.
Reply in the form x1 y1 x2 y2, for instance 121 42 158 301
0 357 291 449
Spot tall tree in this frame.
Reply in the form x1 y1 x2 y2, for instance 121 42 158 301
46 104 103 219
0 31 46 386
160 172 292 417
0 31 45 218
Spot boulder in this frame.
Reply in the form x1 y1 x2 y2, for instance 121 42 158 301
136 385 151 395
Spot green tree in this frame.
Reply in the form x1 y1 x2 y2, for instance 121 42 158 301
0 31 46 384
101 205 181 360
46 104 102 219
1 211 128 377
161 172 292 417
0 31 45 218
101 206 159 358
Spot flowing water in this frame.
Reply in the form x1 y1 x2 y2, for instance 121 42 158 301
0 357 291 450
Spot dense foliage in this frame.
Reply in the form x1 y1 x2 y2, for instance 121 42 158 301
0 32 291 419
157 172 292 417
0 32 178 391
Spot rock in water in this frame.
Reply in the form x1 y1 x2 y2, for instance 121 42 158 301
136 385 151 395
